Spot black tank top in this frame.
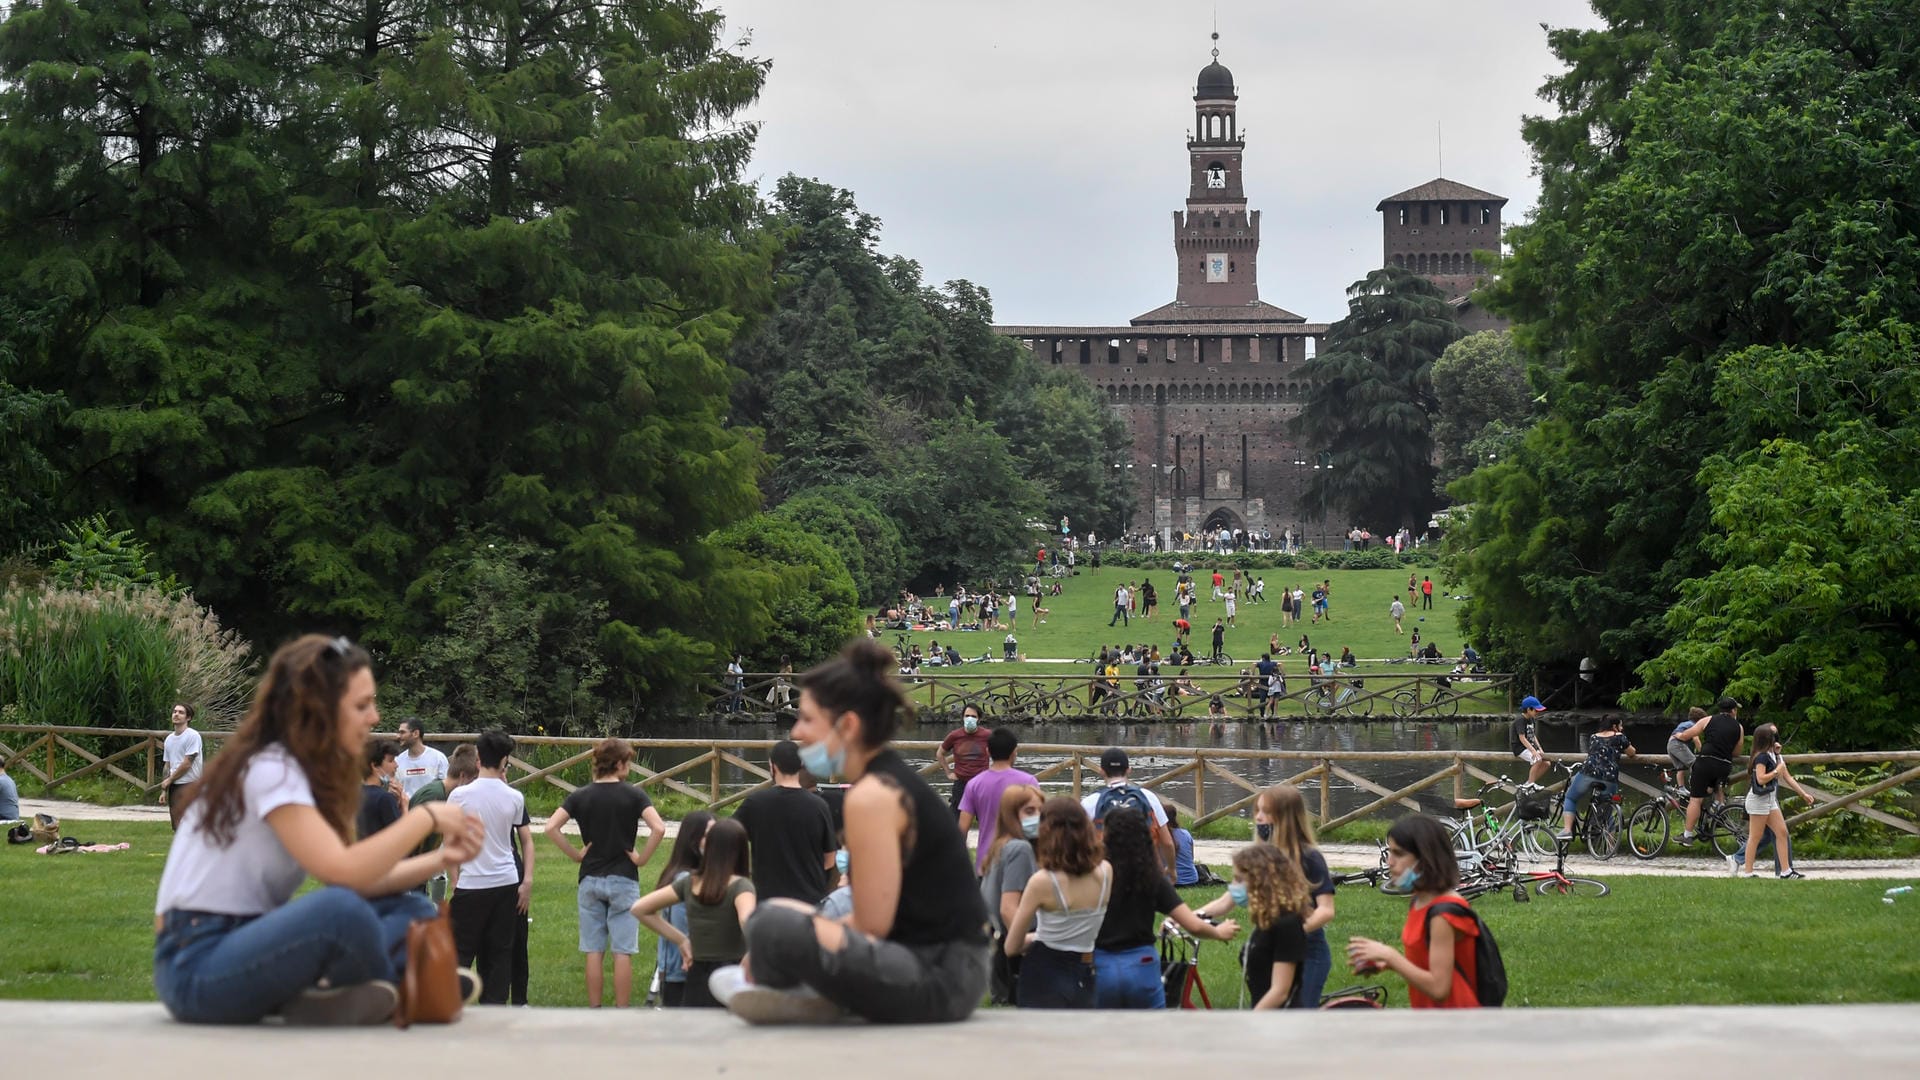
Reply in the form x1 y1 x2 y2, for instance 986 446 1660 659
1701 713 1742 759
862 749 988 946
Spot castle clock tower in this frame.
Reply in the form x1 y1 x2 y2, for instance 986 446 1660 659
1174 38 1260 307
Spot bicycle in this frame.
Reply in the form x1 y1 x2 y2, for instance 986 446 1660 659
1308 677 1374 717
1626 767 1746 859
1460 835 1610 899
1158 919 1218 1009
1555 763 1625 860
1445 777 1560 869
1388 680 1462 718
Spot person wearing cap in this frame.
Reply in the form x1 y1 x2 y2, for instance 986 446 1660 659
1512 697 1550 786
1670 697 1746 847
1080 748 1175 874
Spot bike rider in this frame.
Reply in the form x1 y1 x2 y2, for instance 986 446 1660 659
1672 697 1744 848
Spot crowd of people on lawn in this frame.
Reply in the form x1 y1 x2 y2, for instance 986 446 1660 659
130 632 1811 1028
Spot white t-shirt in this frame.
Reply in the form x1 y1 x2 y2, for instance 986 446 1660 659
1080 781 1169 827
163 728 204 786
155 744 311 915
395 745 449 797
448 776 525 889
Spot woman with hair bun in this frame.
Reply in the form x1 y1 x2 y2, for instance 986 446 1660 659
153 635 486 1025
714 639 990 1024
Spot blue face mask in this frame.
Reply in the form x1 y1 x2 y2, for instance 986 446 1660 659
1228 882 1249 907
1393 867 1421 891
1021 815 1040 839
834 849 850 877
798 729 846 779
1255 822 1273 843
963 717 978 733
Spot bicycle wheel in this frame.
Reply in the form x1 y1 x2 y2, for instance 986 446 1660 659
1389 690 1417 718
1627 800 1668 860
1518 821 1561 863
1536 875 1609 897
1425 690 1460 718
1709 804 1749 857
1345 691 1374 718
1585 801 1622 860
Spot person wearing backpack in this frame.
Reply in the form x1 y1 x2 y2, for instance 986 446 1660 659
1345 815 1502 1009
1078 748 1174 875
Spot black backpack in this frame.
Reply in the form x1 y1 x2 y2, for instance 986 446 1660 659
1424 900 1508 1007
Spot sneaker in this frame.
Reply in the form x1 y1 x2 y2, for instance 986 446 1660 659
1740 870 1760 878
280 980 399 1026
1778 869 1806 880
707 964 750 1007
1725 854 1740 876
1674 834 1695 848
726 983 846 1026
457 967 482 1005
1553 833 1573 843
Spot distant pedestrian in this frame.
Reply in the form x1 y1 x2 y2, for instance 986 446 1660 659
1109 583 1131 627
160 703 203 830
1211 619 1226 662
1738 724 1812 879
1223 587 1238 627
1390 596 1406 635
937 704 994 814
1421 576 1434 610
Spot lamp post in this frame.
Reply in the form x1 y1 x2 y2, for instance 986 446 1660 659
1291 456 1309 551
1112 462 1134 536
1314 451 1332 549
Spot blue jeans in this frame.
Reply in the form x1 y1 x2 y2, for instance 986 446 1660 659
1015 943 1095 1009
1294 928 1331 1008
1094 945 1164 1008
1562 773 1613 815
154 887 434 1023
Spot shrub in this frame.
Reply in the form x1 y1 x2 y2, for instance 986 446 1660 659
0 583 254 731
1094 547 1439 572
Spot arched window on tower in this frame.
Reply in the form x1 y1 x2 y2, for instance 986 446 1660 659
1480 205 1493 225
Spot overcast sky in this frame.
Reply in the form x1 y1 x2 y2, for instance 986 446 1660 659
709 0 1604 326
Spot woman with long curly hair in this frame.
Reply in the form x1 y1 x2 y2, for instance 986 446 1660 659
1092 806 1237 1008
1195 784 1337 1006
153 635 485 1025
1230 844 1312 1009
1004 796 1111 1009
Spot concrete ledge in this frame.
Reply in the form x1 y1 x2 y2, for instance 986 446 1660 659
12 1001 1918 1077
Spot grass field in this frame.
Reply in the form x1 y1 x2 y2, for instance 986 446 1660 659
862 566 1507 717
10 821 1916 1009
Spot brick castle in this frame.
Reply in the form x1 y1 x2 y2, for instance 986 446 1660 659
995 43 1504 542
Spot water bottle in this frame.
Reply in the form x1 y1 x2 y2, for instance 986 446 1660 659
1885 886 1913 897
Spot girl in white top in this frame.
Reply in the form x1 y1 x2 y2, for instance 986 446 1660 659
153 635 484 1025
1004 797 1112 1009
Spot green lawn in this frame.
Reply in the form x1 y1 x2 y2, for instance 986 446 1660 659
876 566 1506 716
10 822 1916 1008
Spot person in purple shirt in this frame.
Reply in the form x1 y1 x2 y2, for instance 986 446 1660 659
957 728 1039 872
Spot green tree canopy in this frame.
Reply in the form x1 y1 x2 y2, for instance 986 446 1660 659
1456 1 1920 747
709 514 861 669
1430 331 1535 494
1293 267 1461 532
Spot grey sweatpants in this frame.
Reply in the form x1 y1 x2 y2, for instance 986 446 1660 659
745 904 988 1023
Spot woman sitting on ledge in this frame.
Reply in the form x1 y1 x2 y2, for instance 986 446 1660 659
153 635 483 1025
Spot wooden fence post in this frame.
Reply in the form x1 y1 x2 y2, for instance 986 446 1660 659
1320 759 1332 821
1193 755 1206 820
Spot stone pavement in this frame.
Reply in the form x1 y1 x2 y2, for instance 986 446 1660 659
10 1001 1918 1077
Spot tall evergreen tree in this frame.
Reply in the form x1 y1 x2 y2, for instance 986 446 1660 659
1292 267 1460 532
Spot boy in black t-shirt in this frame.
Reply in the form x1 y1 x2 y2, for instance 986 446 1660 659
543 738 667 1007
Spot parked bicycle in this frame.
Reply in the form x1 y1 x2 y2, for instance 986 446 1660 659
1445 776 1561 870
1459 834 1610 900
1388 679 1463 718
1308 676 1374 717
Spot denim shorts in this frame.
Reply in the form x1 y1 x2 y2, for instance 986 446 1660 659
577 874 642 954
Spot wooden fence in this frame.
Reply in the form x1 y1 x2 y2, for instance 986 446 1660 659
704 670 1516 722
5 724 1914 836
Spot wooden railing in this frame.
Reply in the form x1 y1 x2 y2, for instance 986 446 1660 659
6 724 1914 837
703 670 1516 721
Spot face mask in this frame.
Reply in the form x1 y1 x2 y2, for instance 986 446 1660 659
1228 882 1249 907
1255 823 1273 843
1020 815 1040 839
963 717 978 733
834 849 850 877
798 728 847 779
1393 867 1421 891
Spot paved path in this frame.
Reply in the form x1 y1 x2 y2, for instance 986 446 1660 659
27 798 1920 880
10 1001 1918 1077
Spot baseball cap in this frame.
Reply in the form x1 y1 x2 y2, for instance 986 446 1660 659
1520 696 1544 712
1716 696 1741 712
1100 747 1130 774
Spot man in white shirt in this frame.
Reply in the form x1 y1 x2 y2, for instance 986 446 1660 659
160 703 204 830
1108 584 1131 627
393 719 449 798
1080 747 1175 875
448 729 533 1004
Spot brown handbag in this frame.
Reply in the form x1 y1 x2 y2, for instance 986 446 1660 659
395 901 463 1028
